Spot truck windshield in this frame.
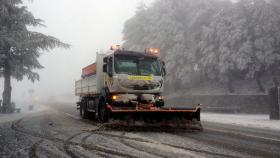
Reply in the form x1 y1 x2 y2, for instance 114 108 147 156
114 55 161 76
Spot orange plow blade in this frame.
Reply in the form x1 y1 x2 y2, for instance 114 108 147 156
105 104 202 131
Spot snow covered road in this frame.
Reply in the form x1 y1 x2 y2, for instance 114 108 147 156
202 113 280 131
0 103 279 158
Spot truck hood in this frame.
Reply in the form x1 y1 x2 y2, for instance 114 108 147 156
110 74 163 93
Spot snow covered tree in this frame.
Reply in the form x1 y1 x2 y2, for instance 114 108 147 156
0 0 70 113
123 0 280 93
245 0 280 88
123 0 226 91
197 2 246 92
198 0 280 92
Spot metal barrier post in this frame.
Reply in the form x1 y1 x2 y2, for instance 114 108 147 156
0 100 1 106
269 87 280 120
278 87 280 119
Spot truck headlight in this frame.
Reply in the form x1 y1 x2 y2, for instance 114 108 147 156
155 95 164 101
112 95 118 100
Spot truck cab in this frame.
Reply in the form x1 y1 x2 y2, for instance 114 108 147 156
104 50 165 90
102 49 166 108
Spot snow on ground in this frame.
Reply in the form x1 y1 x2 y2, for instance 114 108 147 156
0 104 49 124
202 112 280 131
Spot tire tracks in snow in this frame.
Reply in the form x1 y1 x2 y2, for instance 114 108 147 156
63 132 87 158
92 131 241 158
11 117 140 158
174 127 280 158
118 132 168 158
29 140 44 158
81 128 139 158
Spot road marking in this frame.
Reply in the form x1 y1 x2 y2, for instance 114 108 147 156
63 112 81 120
204 127 280 143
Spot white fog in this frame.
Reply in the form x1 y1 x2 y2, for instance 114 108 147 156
0 0 153 104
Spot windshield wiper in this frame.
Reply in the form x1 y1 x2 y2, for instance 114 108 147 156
141 73 152 76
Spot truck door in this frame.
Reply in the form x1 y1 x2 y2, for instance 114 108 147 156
108 56 113 76
104 56 114 90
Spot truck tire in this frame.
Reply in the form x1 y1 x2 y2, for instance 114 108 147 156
80 102 89 119
98 99 108 123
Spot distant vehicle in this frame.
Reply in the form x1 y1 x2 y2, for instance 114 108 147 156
11 102 21 113
75 45 201 129
15 108 21 113
28 105 34 111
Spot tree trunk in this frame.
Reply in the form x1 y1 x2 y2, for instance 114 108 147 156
256 76 265 93
2 59 12 113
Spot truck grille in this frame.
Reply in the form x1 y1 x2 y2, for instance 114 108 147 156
132 84 157 90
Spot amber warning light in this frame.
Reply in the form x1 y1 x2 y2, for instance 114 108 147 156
148 48 160 57
110 45 122 51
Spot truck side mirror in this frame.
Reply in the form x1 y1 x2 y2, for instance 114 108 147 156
103 63 113 77
161 61 166 76
103 57 108 63
108 72 113 77
103 64 107 73
107 57 113 77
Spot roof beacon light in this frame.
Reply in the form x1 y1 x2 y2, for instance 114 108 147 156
148 48 160 57
110 45 122 51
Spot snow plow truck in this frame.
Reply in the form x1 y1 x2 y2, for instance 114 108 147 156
75 45 201 130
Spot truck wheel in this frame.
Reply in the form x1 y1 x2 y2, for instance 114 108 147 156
98 100 108 123
80 103 89 119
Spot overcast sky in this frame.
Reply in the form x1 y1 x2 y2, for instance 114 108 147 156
0 0 153 104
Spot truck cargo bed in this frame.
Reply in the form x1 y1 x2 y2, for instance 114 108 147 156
75 53 106 96
75 75 98 96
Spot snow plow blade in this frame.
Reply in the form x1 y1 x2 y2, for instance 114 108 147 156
106 105 202 131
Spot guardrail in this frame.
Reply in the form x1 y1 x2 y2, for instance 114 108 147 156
166 94 269 114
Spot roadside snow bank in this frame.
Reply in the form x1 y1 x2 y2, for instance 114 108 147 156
202 112 280 131
0 104 49 124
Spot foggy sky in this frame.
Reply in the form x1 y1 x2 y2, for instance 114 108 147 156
0 0 153 104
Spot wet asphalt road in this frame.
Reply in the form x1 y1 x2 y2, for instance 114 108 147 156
0 103 280 158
